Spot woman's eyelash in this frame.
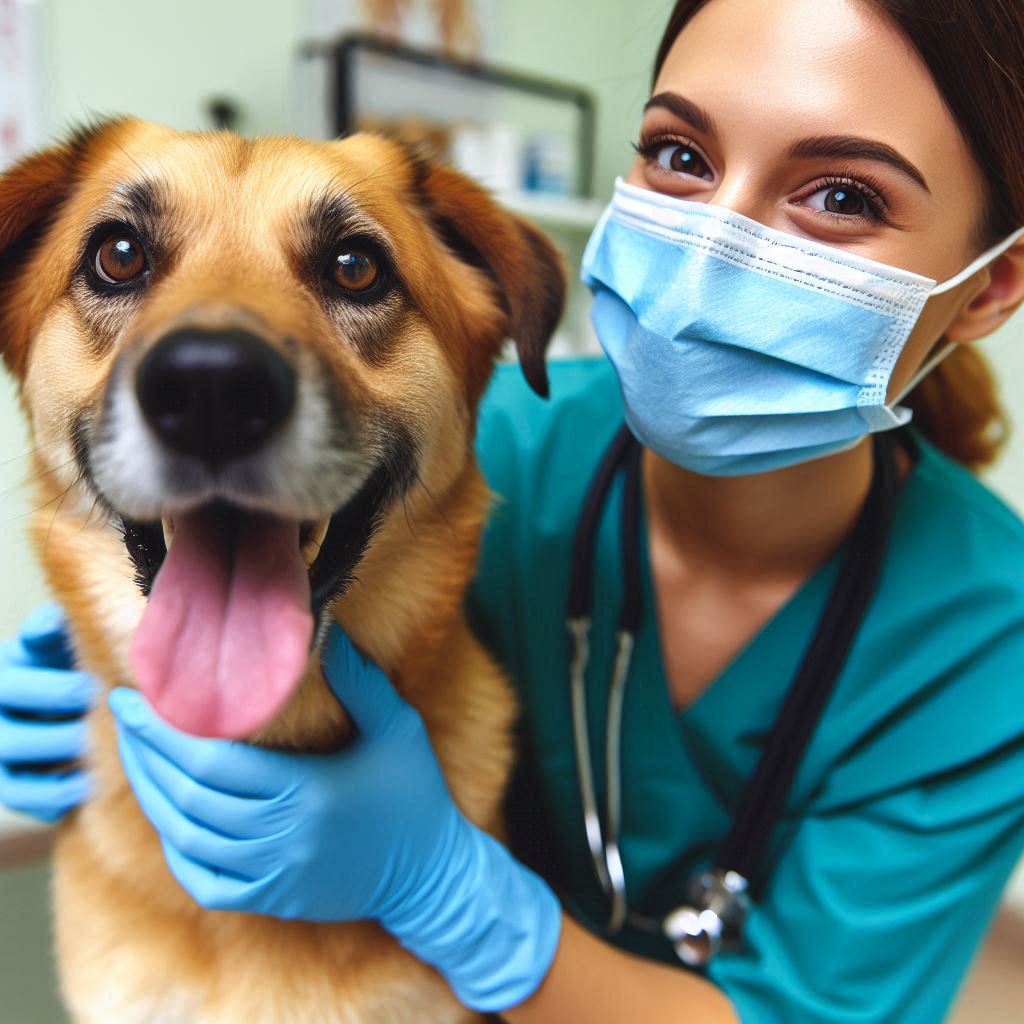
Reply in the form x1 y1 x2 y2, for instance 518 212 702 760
631 133 695 161
632 138 895 224
807 170 892 223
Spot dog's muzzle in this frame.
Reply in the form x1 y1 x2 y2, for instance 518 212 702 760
86 323 418 738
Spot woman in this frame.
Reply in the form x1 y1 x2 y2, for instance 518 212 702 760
3 0 1024 1020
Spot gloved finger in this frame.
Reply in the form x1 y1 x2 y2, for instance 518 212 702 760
0 765 91 821
18 604 70 650
161 839 271 913
0 664 97 715
0 712 88 765
117 733 284 880
117 726 297 841
321 625 416 739
108 688 294 799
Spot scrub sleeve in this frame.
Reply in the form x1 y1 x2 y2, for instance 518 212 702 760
467 359 1024 1024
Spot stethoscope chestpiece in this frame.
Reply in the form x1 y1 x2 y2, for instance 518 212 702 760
662 869 751 968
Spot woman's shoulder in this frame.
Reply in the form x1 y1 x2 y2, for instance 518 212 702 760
815 434 1024 811
468 358 623 663
893 432 1024 604
909 432 1024 552
475 356 623 506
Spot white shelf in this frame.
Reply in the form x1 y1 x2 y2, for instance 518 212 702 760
498 191 605 231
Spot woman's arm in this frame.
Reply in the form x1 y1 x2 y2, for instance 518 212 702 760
505 913 739 1024
110 626 740 1019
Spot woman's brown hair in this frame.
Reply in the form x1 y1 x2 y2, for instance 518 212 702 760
653 0 1024 470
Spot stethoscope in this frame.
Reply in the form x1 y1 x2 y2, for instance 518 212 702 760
566 424 902 967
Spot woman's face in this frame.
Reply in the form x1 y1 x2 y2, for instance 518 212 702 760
626 0 992 396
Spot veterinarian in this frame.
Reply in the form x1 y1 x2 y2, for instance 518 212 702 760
4 0 1024 1020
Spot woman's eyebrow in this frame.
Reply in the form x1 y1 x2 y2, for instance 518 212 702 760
643 92 717 136
788 135 931 194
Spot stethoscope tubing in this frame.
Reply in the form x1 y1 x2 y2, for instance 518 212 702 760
566 424 905 959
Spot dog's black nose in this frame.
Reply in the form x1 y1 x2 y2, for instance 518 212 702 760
136 329 296 465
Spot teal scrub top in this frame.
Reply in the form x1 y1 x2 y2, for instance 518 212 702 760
467 358 1024 1024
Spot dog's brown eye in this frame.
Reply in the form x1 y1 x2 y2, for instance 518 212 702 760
95 234 146 284
330 250 379 292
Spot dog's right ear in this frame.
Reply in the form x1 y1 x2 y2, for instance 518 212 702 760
411 153 566 399
0 123 114 376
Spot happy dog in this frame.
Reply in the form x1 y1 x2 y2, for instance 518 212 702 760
0 118 564 1023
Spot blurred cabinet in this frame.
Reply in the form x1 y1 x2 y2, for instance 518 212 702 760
291 34 604 355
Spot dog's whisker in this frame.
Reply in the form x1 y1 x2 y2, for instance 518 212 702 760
400 491 418 539
0 457 78 499
10 478 79 522
77 493 105 535
417 471 456 535
43 470 87 553
0 437 68 468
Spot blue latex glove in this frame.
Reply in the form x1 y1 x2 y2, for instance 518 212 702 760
109 625 562 1012
0 604 96 822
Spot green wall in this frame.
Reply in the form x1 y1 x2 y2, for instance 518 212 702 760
2 4 1022 1021
40 0 303 137
36 0 671 193
496 0 670 197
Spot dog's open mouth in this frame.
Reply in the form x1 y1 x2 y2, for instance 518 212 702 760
115 455 402 739
126 503 316 739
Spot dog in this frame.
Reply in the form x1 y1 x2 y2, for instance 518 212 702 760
0 117 565 1023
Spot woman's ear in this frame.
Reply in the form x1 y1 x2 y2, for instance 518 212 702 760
945 241 1024 344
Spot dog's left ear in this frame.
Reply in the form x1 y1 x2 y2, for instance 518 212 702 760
0 123 118 375
415 159 567 398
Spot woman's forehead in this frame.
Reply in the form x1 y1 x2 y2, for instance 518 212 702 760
652 0 971 183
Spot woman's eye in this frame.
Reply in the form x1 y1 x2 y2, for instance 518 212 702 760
804 184 873 218
655 143 714 181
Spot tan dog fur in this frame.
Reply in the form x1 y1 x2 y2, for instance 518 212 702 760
0 119 565 1023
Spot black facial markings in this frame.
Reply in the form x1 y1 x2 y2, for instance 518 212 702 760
309 414 421 615
70 179 175 354
111 179 165 240
297 190 407 366
68 407 117 520
118 517 166 597
302 191 369 262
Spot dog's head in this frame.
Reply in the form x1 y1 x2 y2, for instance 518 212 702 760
0 118 565 739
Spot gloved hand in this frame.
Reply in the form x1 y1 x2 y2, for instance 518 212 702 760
109 624 562 1012
0 604 96 823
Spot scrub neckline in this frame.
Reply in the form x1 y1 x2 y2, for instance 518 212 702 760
630 434 922 739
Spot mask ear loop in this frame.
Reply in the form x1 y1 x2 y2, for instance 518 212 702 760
891 341 957 406
930 224 1024 298
893 224 1024 405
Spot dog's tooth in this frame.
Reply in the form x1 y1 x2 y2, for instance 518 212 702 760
162 517 175 550
312 518 330 550
301 518 331 567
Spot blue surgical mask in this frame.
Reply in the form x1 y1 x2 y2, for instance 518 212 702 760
581 179 1024 476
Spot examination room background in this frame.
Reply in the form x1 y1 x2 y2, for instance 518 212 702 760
0 2 1021 1021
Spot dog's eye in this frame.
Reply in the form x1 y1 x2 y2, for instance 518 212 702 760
329 249 379 293
94 233 147 284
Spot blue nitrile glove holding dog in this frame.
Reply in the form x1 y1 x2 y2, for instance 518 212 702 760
0 604 95 822
109 624 562 1013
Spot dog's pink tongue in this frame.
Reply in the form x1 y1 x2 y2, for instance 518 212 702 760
130 509 313 739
